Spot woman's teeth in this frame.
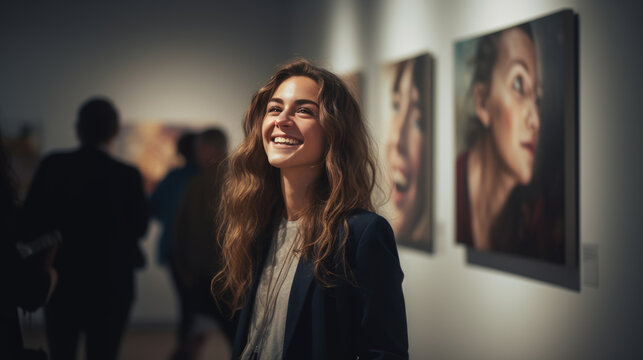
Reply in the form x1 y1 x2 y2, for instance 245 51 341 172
273 136 302 145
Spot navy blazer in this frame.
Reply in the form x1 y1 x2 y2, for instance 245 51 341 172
232 210 409 360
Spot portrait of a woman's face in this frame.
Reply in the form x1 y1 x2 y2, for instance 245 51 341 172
455 10 576 266
475 28 541 186
382 54 433 252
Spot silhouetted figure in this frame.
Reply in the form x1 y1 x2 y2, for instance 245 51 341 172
1 130 57 360
24 97 149 360
171 128 234 360
149 132 198 268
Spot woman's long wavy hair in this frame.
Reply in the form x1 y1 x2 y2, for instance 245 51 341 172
213 59 377 313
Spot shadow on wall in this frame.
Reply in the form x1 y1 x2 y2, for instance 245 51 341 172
466 249 580 291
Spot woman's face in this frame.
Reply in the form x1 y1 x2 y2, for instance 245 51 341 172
262 76 325 175
477 28 541 185
386 61 425 237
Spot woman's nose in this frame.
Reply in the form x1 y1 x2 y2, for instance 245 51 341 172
391 114 409 154
527 100 540 132
275 109 292 128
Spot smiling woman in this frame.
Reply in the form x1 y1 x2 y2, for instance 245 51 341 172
385 54 433 251
262 76 325 184
213 60 408 360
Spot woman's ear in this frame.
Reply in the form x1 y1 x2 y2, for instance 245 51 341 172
473 83 490 128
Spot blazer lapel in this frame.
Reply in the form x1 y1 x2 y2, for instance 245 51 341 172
282 256 315 356
232 232 273 358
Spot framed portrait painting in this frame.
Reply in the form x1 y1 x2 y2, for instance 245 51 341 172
454 10 577 266
380 53 434 252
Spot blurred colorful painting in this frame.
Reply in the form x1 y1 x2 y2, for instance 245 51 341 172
114 122 199 194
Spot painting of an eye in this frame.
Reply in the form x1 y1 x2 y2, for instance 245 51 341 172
512 75 524 95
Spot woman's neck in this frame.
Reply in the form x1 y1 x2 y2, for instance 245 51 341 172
467 136 517 250
280 166 321 221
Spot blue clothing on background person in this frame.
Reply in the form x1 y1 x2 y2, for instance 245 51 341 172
150 162 199 266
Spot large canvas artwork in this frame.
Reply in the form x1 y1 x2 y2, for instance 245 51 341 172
380 53 434 252
454 10 577 265
114 122 199 194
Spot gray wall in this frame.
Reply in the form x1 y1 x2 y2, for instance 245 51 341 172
0 1 296 149
291 0 642 359
2 0 642 359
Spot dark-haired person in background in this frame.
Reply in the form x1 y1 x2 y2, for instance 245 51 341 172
171 128 234 359
24 97 149 360
150 131 199 269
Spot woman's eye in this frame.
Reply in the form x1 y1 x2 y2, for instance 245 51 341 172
512 75 525 95
267 106 281 113
297 108 313 115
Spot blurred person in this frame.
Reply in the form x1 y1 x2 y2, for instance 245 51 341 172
213 60 408 359
171 128 234 360
23 97 149 360
456 24 545 255
386 55 432 249
1 130 57 360
149 131 199 267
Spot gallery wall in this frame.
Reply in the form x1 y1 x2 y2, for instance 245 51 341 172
290 0 642 359
2 1 642 359
0 1 298 151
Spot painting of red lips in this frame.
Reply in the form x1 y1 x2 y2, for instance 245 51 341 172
454 9 577 267
381 53 434 252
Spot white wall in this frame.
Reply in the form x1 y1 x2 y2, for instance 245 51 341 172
292 0 643 359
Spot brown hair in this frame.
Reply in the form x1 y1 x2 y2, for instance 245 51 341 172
213 59 377 313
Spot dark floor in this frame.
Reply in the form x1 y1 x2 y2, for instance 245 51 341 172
22 324 231 360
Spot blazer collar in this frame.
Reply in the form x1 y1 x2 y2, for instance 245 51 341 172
232 231 273 358
283 221 349 356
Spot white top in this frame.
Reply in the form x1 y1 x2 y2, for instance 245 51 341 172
241 219 301 360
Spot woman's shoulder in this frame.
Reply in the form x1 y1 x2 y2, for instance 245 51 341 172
345 209 394 242
347 208 385 224
343 209 403 281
